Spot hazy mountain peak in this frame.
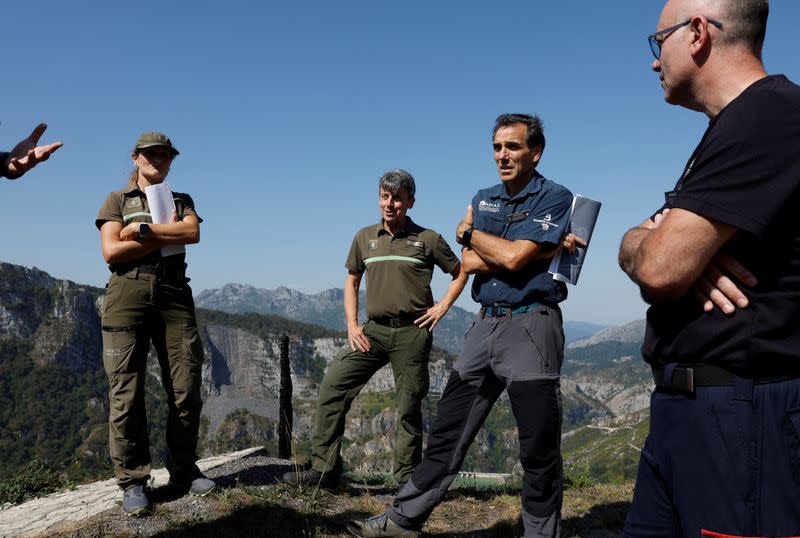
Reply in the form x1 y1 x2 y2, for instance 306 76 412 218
567 319 646 349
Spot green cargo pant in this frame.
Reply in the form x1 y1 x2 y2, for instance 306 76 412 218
101 270 204 490
310 319 433 484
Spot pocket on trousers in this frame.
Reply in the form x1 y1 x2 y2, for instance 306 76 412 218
102 325 137 374
181 324 204 372
463 321 476 343
785 407 800 483
102 277 121 315
521 309 565 376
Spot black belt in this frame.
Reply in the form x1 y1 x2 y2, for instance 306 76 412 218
652 363 800 394
481 302 544 317
114 261 186 281
370 316 417 328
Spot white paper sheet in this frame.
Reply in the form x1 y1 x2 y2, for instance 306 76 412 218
144 182 185 258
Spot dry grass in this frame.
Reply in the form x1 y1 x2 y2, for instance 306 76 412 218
49 477 633 537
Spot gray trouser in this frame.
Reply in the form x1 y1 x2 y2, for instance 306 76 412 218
387 305 565 538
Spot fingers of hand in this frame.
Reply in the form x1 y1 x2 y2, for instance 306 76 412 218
715 252 757 287
707 264 749 308
693 287 714 312
697 277 735 315
29 123 47 144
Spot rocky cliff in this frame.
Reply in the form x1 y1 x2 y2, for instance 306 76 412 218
0 261 648 485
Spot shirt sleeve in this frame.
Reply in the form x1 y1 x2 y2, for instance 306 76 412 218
344 232 364 274
95 192 124 230
432 234 460 274
515 185 573 245
175 193 203 223
670 97 800 239
0 152 9 178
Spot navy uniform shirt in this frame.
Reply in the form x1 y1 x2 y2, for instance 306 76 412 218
470 172 572 307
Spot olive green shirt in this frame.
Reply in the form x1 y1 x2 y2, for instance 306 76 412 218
96 185 201 269
345 218 459 319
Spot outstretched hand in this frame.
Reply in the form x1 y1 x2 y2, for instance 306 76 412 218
4 123 63 178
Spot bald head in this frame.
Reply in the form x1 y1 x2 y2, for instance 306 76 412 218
670 0 768 55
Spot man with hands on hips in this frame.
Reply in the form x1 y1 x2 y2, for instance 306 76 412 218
283 168 468 491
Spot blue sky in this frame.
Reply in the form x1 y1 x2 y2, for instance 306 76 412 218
3 1 799 325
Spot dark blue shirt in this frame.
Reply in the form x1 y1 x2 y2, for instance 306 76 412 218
470 172 572 307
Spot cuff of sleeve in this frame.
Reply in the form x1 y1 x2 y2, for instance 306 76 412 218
0 152 23 179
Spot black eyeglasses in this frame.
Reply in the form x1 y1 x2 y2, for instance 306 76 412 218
648 18 723 60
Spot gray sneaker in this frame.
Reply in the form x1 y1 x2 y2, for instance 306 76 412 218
187 476 217 496
169 474 217 496
282 467 340 491
346 512 419 537
122 485 151 516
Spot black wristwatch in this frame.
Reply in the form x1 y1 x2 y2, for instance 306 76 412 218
139 223 151 239
460 226 474 248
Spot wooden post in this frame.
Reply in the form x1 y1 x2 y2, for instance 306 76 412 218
278 333 293 458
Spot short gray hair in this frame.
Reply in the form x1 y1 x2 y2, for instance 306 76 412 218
379 169 416 199
692 0 769 54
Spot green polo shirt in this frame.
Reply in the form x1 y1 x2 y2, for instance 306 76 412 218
96 185 201 268
345 218 459 319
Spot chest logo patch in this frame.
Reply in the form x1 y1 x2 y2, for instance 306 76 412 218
368 240 379 250
533 214 559 231
405 240 424 248
126 198 143 208
478 200 501 213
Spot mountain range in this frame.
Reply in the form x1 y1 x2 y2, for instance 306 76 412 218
195 283 607 354
0 261 652 493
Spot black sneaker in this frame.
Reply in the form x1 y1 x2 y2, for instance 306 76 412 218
122 484 151 516
282 466 340 491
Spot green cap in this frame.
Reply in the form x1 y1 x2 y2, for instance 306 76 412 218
133 131 180 156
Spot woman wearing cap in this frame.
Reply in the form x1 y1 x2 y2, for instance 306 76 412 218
96 132 214 516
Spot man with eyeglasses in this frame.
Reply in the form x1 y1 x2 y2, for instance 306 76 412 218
1 123 62 180
619 0 800 536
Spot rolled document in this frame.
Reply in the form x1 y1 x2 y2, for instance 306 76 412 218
549 195 601 285
144 182 185 258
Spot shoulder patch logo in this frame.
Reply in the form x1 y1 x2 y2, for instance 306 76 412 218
532 213 559 231
478 200 501 213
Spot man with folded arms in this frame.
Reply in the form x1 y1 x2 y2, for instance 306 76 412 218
348 114 582 538
619 1 800 535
